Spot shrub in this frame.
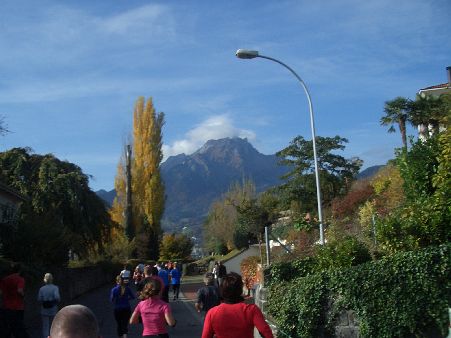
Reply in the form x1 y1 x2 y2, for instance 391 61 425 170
267 272 330 338
215 241 228 255
266 256 317 285
266 244 451 337
331 180 374 219
240 256 260 293
314 236 372 270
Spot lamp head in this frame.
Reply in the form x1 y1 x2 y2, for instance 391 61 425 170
235 49 259 59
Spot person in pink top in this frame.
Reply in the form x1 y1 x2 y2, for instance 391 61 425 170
201 272 274 338
130 278 176 338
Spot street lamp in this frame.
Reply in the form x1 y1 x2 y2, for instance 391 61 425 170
235 49 325 245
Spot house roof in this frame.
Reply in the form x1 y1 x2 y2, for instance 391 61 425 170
419 83 450 91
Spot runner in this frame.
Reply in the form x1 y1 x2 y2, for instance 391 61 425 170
0 263 29 338
195 272 220 320
110 275 135 338
37 272 61 338
169 263 181 301
130 278 177 337
157 263 170 303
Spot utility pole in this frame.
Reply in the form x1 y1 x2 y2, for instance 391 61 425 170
265 226 271 266
125 144 134 241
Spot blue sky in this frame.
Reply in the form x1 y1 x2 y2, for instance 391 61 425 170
1 0 450 191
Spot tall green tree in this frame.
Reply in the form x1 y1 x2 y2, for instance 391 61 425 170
380 96 411 148
276 135 362 215
235 198 271 249
0 148 112 266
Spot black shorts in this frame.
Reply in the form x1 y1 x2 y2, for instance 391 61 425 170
143 334 169 338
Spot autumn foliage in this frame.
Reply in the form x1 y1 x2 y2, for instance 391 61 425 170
110 97 165 260
240 256 260 294
331 180 374 219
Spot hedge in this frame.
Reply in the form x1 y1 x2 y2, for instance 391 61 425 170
267 244 451 337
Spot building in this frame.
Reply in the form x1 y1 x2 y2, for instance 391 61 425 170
222 245 261 275
0 182 26 225
418 66 451 97
416 66 451 140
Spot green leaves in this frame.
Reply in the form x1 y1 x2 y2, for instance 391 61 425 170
375 133 451 252
0 147 111 266
266 244 451 337
268 272 331 337
381 96 411 148
381 93 450 148
293 219 315 231
275 135 362 214
159 233 194 261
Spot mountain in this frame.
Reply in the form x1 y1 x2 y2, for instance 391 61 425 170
161 137 289 236
96 139 385 238
357 165 385 180
96 137 288 237
96 189 116 206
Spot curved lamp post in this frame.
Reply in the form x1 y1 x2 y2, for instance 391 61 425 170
235 49 324 245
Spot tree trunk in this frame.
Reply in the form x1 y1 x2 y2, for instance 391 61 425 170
399 119 407 149
258 233 264 266
125 144 134 241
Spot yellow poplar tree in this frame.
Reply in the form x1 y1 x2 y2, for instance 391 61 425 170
108 154 129 252
110 158 126 226
111 97 165 260
133 97 165 259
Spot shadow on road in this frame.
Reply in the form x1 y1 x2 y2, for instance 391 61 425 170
27 281 205 338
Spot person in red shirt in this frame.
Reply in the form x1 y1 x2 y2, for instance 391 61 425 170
0 263 29 338
201 272 274 338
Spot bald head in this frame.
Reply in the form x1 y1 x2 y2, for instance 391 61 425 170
50 305 100 338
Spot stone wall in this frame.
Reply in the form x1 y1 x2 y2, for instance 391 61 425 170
254 284 361 338
254 279 280 337
335 310 360 338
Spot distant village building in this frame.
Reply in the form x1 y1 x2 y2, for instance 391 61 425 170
269 210 294 251
222 245 260 275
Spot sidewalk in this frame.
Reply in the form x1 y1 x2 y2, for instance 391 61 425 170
27 281 204 338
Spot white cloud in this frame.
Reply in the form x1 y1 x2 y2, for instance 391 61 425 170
100 4 175 39
163 115 256 159
0 75 207 104
0 3 177 72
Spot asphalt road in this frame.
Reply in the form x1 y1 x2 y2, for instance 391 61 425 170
27 281 204 338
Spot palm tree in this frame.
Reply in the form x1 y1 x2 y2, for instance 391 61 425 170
381 97 411 148
409 94 450 140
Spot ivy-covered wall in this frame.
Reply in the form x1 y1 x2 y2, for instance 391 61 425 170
265 244 451 338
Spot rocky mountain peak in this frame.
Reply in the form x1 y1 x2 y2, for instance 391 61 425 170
160 137 288 236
